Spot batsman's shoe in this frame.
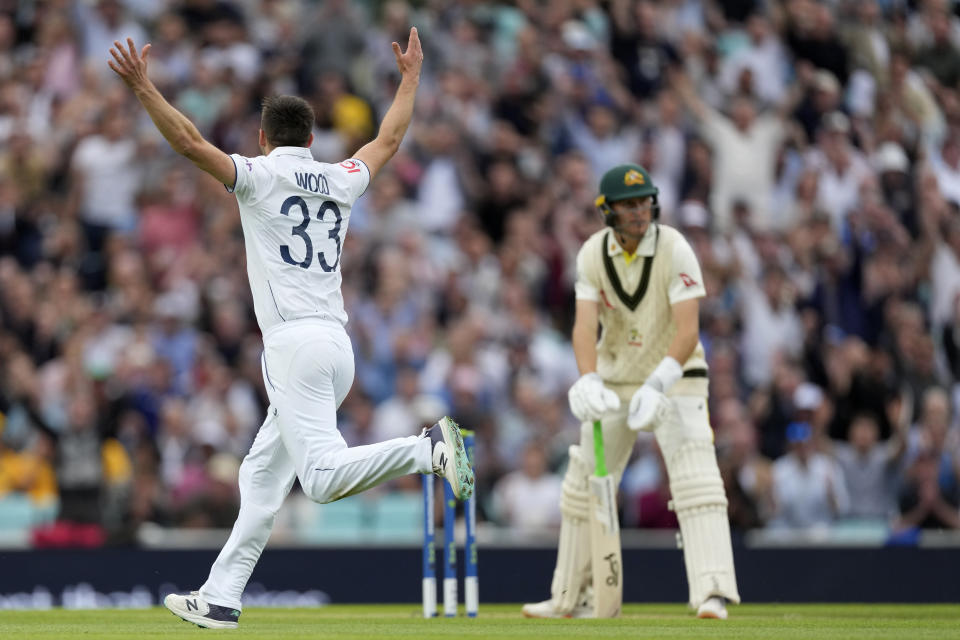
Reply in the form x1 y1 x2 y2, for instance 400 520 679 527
521 598 593 619
164 591 241 629
427 416 474 500
696 596 728 620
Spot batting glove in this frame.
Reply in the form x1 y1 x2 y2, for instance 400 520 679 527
627 357 683 431
627 385 666 430
568 372 621 422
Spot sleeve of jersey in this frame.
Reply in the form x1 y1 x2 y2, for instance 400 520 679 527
336 158 371 203
225 153 251 198
668 237 707 304
573 243 600 302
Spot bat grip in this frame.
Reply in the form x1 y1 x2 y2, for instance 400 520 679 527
593 420 607 477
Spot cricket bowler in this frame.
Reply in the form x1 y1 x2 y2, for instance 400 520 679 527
109 29 474 629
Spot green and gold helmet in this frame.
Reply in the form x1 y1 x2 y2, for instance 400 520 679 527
595 163 660 224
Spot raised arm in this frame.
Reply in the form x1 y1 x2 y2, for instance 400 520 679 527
108 38 236 188
669 65 710 123
353 27 423 180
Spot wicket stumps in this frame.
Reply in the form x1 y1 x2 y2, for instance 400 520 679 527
464 430 478 617
421 470 436 618
443 476 456 616
422 429 477 618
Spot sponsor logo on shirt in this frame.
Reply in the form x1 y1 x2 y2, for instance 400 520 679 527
339 160 361 174
679 272 698 287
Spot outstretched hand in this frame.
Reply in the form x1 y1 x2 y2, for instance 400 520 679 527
392 27 423 79
108 37 152 91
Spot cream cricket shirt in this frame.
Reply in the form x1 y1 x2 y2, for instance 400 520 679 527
574 223 709 401
227 147 370 334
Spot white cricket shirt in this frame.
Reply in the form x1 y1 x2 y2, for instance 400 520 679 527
573 224 709 399
227 147 370 333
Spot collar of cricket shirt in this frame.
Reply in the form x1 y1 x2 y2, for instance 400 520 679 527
605 222 659 259
602 225 660 311
269 146 313 158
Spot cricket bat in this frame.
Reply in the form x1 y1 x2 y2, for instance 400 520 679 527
588 419 622 618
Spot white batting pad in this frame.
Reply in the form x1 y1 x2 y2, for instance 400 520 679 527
551 445 593 613
666 439 741 607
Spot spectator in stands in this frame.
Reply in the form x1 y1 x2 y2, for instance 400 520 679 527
885 47 945 143
415 120 468 235
32 391 131 547
370 365 430 442
831 409 908 523
718 13 789 108
77 0 148 69
889 302 942 408
942 294 960 383
929 215 960 330
673 69 788 233
841 1 890 87
177 452 240 529
823 337 895 441
715 398 773 530
2 0 960 544
610 0 678 98
740 265 803 389
806 111 874 234
68 108 142 278
0 426 57 507
896 387 959 530
491 441 562 531
896 448 960 530
784 1 849 85
793 67 844 143
927 135 960 208
770 421 850 530
348 169 418 245
912 7 960 90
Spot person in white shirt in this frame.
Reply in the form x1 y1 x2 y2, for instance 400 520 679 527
770 422 850 530
108 31 474 629
70 108 141 256
718 13 788 107
804 112 874 234
492 442 563 531
673 71 786 233
739 265 804 388
522 164 739 621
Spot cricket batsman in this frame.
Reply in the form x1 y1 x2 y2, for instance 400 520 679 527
522 164 740 619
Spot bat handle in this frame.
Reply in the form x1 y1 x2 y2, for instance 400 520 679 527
593 420 607 477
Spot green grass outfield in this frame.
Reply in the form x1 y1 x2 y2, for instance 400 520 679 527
1 604 959 639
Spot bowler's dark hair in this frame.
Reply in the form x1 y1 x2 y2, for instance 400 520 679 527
260 95 314 147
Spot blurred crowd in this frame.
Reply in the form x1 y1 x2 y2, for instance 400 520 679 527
1 0 960 546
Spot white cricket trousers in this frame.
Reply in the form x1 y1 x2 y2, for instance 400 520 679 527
199 318 433 610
